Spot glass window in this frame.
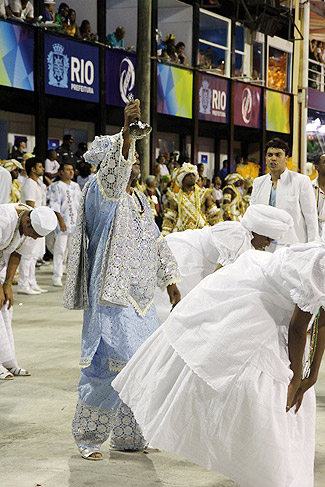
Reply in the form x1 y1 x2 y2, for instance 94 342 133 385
252 41 264 81
200 11 228 47
268 46 291 91
235 53 244 77
199 10 230 75
198 41 226 74
235 25 244 52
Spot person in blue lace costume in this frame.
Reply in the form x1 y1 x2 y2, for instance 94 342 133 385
63 100 181 460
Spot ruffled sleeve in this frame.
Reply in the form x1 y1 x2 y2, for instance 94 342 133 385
84 131 135 201
209 222 253 267
279 243 325 315
156 234 181 290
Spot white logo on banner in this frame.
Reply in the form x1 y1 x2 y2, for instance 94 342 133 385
241 87 253 124
199 80 211 114
119 57 135 104
47 43 69 88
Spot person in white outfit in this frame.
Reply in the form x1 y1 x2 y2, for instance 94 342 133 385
312 153 325 238
47 162 81 286
19 157 47 294
250 137 318 251
155 204 293 323
0 204 57 380
113 240 325 487
0 165 12 204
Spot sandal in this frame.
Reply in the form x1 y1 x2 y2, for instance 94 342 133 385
7 367 31 376
79 447 103 461
0 364 14 380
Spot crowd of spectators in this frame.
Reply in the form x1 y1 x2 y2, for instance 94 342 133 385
0 1 97 42
158 34 188 66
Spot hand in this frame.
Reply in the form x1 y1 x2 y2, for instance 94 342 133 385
290 377 316 414
167 284 181 311
0 285 5 310
123 99 141 131
3 283 14 310
59 219 67 232
286 378 301 412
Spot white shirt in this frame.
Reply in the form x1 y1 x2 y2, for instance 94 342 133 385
250 168 318 245
44 158 60 175
0 0 8 16
21 178 43 208
312 177 325 238
47 180 81 234
0 166 12 204
9 0 33 17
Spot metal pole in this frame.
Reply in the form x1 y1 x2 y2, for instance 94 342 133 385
136 0 152 180
300 1 310 175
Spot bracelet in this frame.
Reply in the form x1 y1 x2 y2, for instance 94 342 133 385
3 280 12 286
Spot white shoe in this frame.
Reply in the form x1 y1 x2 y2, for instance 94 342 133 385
17 287 41 295
53 279 63 287
32 284 48 293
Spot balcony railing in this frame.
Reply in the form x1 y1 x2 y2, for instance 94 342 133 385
308 58 325 92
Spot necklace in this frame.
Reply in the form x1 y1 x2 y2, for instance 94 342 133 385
130 190 145 215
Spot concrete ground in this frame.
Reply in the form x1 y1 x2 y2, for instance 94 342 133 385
1 264 324 487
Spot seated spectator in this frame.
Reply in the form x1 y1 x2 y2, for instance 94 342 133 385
65 8 80 37
80 19 97 42
55 2 69 32
7 0 34 21
106 26 126 48
216 58 225 75
43 1 55 22
11 137 26 163
44 149 60 180
197 50 206 67
197 163 205 178
161 34 178 63
217 160 228 182
0 0 8 19
175 42 187 65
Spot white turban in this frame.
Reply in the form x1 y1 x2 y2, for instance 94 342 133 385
241 204 294 240
30 207 58 237
175 163 199 187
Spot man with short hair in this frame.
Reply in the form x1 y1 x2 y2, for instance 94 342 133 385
312 153 325 238
106 26 126 48
56 134 77 168
47 162 81 287
64 99 180 460
0 204 57 379
251 137 318 249
43 0 55 21
19 158 47 294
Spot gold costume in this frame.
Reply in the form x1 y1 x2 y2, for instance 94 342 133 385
222 173 245 221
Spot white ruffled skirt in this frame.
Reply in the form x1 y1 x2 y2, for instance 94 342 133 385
113 326 315 487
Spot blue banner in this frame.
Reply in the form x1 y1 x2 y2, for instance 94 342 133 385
0 20 34 91
45 34 99 102
106 49 136 107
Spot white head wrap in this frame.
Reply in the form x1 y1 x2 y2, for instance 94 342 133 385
175 163 199 187
30 207 58 237
224 173 245 185
241 204 294 240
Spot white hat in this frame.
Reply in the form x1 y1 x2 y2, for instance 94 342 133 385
44 1 56 4
241 204 294 241
30 207 58 237
175 163 199 187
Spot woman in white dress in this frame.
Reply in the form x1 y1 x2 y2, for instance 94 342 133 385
113 241 325 487
156 204 294 323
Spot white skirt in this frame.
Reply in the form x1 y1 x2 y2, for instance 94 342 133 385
113 326 315 487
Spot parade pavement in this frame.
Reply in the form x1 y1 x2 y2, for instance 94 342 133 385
1 264 325 487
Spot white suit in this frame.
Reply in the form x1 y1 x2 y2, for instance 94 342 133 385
250 168 318 245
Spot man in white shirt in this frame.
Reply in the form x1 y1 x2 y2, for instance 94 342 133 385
0 204 57 380
0 0 8 18
250 138 318 250
7 0 33 20
47 162 81 286
19 158 47 294
44 149 60 181
312 153 325 238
